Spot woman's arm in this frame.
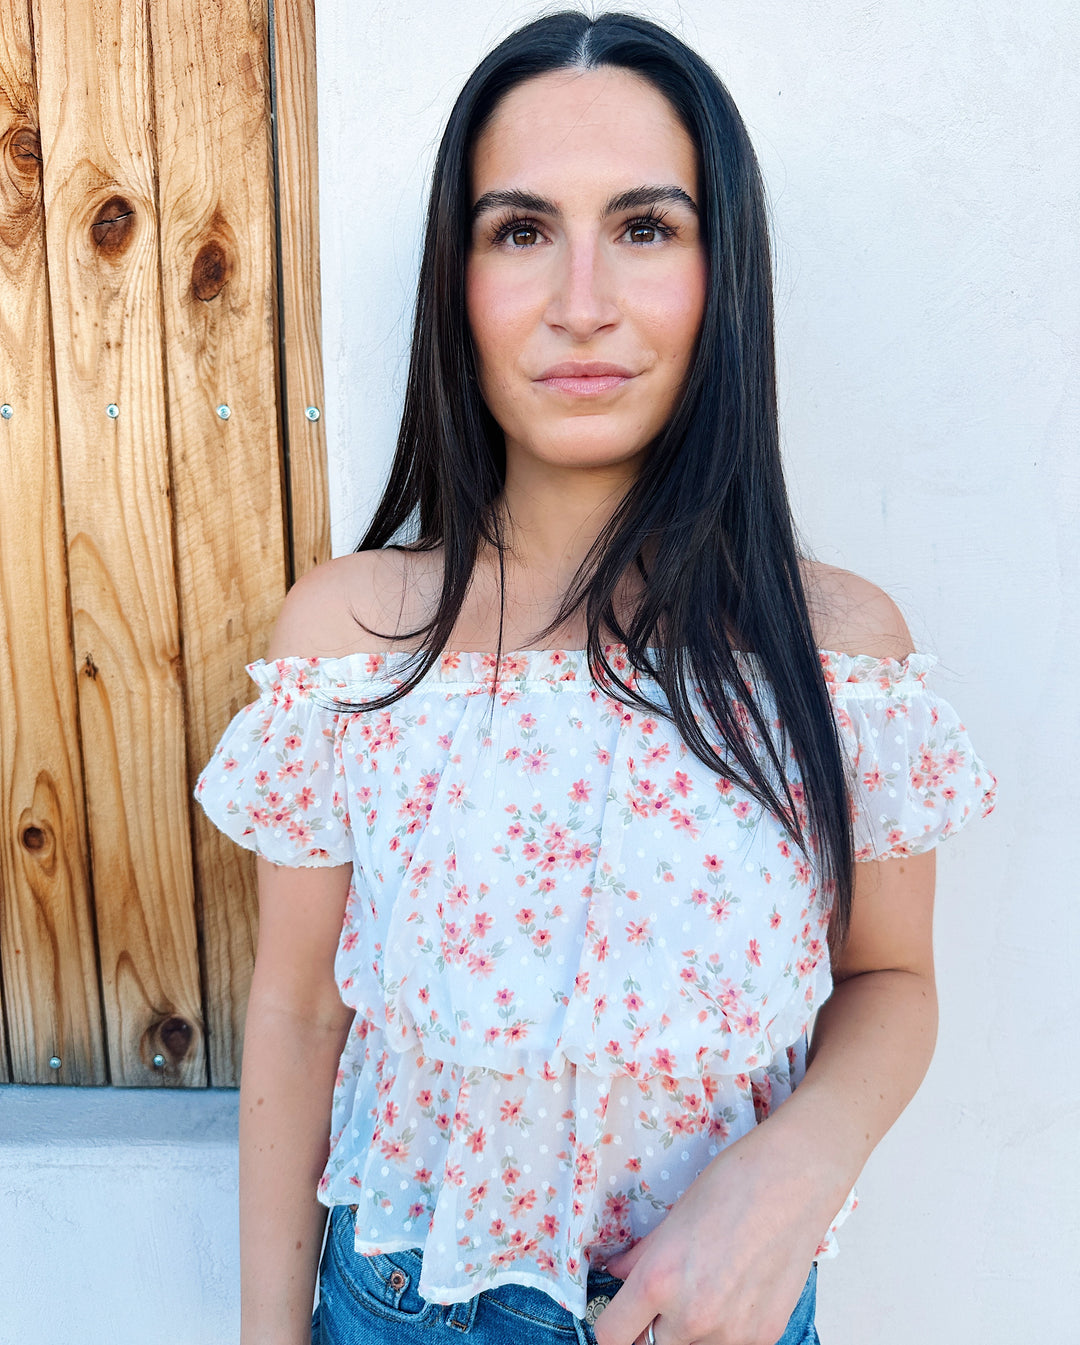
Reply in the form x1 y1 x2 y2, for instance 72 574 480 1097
239 858 353 1345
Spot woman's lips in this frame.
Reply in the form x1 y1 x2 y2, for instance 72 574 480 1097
535 362 636 397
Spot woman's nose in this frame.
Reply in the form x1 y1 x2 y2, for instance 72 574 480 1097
543 237 620 340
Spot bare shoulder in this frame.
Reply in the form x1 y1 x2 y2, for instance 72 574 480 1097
800 560 915 661
266 548 440 661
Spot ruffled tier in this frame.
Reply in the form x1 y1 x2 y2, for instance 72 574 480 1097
341 933 831 1085
319 1024 853 1317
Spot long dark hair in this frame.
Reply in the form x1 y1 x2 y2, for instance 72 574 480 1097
353 10 855 945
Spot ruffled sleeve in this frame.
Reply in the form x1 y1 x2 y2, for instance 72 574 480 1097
823 651 997 862
193 658 353 867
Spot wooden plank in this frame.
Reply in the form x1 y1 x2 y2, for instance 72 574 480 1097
0 1 106 1084
272 0 331 579
32 0 205 1086
149 0 290 1084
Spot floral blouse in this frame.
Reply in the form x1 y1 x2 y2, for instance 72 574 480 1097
195 645 995 1317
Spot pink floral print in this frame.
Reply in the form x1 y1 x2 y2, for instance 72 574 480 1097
195 645 995 1316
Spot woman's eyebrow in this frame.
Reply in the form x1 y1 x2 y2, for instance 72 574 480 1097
605 185 697 215
471 184 698 220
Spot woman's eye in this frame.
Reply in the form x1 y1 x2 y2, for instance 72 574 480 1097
628 223 658 244
623 216 674 245
491 221 542 248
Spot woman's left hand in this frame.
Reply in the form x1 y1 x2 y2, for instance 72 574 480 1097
592 1119 833 1345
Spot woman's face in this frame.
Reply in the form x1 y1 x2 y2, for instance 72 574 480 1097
466 67 707 478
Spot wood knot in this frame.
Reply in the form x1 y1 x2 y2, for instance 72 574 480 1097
21 825 47 851
90 194 136 258
5 125 42 182
158 1016 193 1061
0 125 43 248
82 653 99 680
191 237 232 301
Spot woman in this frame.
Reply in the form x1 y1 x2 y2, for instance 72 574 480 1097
196 11 995 1345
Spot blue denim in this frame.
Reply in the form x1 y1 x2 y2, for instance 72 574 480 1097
312 1204 820 1344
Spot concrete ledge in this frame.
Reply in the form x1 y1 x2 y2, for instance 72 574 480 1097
0 1083 240 1147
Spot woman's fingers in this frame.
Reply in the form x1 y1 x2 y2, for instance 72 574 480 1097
592 1276 659 1345
602 1238 648 1282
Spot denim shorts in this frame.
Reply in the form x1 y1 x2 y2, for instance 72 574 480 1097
312 1203 820 1344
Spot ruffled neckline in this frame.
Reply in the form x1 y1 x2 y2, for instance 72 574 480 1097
246 644 937 695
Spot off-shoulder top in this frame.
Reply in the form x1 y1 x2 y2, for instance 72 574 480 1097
194 645 996 1316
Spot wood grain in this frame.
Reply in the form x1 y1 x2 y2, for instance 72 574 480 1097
33 0 205 1086
149 0 290 1083
272 0 331 579
0 1 106 1084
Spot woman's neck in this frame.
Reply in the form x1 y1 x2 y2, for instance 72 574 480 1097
491 454 639 587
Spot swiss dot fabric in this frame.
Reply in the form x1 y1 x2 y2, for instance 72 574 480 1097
195 645 995 1317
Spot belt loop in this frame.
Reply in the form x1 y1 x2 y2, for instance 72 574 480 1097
446 1293 480 1332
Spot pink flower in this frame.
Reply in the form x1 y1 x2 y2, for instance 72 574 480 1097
523 749 550 776
625 919 650 945
651 1048 675 1075
569 778 591 802
509 1189 537 1217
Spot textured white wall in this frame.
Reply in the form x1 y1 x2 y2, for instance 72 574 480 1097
315 2 1079 1342
0 1088 240 1344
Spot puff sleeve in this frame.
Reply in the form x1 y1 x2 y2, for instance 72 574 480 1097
194 658 353 867
824 652 997 862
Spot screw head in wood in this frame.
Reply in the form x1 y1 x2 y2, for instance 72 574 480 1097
305 405 321 421
152 1054 167 1068
49 1056 62 1070
106 403 120 419
216 404 231 420
0 404 12 419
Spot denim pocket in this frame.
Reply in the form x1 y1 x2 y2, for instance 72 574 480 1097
326 1205 437 1327
774 1263 818 1345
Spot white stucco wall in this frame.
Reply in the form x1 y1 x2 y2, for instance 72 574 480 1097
1 4 1074 1343
314 1 1079 1341
0 1088 240 1344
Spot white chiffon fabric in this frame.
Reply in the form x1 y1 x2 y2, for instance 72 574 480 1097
195 645 995 1315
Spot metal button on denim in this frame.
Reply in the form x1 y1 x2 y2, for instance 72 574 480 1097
584 1294 611 1325
388 1270 407 1291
